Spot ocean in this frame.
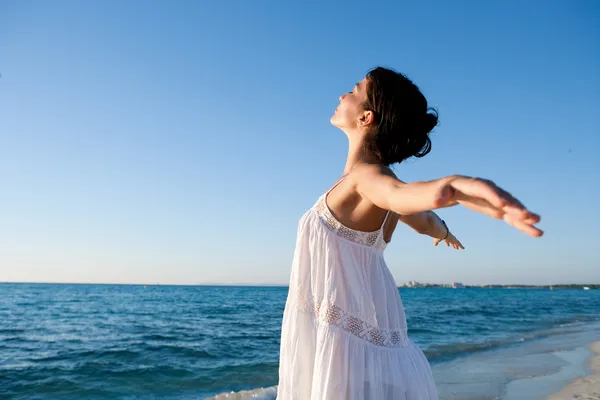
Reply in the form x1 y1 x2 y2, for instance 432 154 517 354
1 283 599 399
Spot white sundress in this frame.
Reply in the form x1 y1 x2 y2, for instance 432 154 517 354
277 175 438 400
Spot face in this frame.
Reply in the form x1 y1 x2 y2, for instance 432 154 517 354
330 77 372 131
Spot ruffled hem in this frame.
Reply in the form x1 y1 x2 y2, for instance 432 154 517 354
277 310 438 400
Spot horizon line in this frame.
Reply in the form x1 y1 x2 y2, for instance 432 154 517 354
1 281 598 287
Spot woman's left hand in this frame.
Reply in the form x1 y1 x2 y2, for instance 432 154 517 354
433 232 464 250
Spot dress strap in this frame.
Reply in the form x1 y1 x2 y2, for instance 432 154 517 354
380 210 392 230
376 210 393 245
327 173 392 230
325 174 349 196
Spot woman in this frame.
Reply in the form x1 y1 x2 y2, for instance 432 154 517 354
276 67 542 400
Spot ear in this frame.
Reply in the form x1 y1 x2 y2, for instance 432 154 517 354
358 110 375 127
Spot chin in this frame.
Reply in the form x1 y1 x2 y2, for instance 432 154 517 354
330 115 341 127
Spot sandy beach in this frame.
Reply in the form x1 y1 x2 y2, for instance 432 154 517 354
547 341 600 400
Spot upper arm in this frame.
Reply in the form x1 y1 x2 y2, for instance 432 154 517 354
354 164 406 211
354 163 452 215
354 165 431 233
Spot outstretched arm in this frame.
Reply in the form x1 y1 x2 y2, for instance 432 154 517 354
354 164 542 237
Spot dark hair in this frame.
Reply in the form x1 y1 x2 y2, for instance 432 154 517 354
362 66 438 166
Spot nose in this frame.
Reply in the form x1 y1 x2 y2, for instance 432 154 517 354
339 93 346 102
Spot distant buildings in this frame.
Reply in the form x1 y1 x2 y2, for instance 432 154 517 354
397 282 598 290
400 281 465 288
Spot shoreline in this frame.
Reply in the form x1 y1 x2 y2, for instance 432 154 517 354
547 341 600 400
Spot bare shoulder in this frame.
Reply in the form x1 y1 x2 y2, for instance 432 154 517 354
349 164 406 211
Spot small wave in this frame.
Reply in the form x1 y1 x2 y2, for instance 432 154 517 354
220 335 275 341
425 340 513 360
141 333 180 341
551 315 600 328
557 321 585 327
93 348 141 359
518 328 584 341
206 385 278 400
107 364 196 379
1 336 26 342
0 328 26 334
425 326 588 360
437 308 502 317
143 344 218 359
407 328 444 335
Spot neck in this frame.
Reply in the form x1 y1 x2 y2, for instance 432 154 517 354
343 130 380 175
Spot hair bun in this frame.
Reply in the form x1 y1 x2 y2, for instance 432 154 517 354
404 109 437 158
421 109 439 134
406 131 432 159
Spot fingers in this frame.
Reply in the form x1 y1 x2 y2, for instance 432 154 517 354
521 213 541 225
487 181 532 216
462 201 542 237
504 213 544 237
435 234 466 250
475 179 509 210
453 178 533 219
435 238 464 250
452 178 506 210
446 239 464 250
458 196 543 237
495 186 529 216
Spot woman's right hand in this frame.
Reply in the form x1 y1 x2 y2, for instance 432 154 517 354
434 176 543 237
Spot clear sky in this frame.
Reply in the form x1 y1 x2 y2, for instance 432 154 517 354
1 1 598 286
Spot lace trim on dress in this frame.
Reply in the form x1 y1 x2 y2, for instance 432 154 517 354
314 196 383 248
296 290 409 348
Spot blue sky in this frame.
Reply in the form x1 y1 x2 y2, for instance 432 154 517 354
1 1 598 285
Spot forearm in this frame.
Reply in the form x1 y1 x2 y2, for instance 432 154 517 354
422 211 449 239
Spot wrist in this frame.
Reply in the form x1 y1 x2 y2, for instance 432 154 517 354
441 219 449 240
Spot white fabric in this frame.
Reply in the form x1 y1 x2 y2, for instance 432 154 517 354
277 176 438 400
